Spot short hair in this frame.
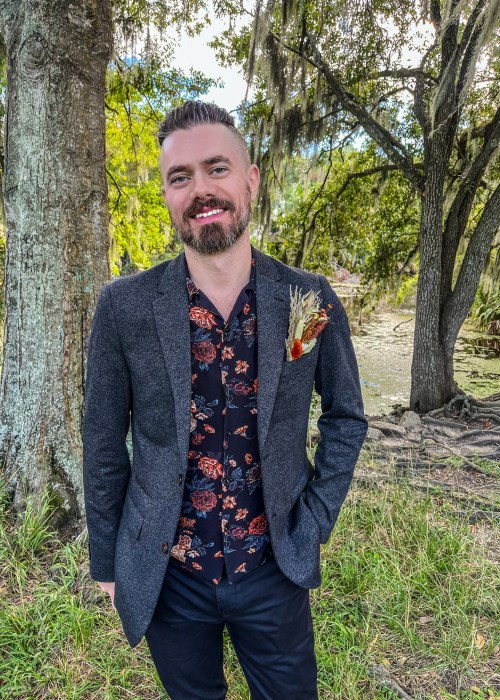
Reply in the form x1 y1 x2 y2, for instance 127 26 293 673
157 100 250 164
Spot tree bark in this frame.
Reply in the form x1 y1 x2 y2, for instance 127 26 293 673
0 0 112 521
410 143 458 412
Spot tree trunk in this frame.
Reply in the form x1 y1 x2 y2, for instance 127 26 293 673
0 0 112 523
410 134 458 413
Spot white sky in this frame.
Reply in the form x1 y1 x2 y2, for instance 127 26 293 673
170 23 251 116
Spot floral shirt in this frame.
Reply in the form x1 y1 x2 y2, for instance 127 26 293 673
170 256 272 584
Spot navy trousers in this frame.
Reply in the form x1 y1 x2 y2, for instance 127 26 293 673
144 555 318 699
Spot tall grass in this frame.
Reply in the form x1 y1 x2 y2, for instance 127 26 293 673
0 456 498 699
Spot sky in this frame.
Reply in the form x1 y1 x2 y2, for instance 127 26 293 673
169 22 251 116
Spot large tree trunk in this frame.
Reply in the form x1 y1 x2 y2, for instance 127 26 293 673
0 0 112 523
410 128 458 413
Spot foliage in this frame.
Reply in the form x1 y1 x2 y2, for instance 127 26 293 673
264 144 421 284
469 286 500 330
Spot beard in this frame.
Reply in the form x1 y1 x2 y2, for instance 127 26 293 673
171 190 252 256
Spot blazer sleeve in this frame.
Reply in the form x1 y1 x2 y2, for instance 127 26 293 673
301 273 368 544
83 283 132 582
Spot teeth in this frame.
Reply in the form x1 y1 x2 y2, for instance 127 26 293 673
194 208 224 219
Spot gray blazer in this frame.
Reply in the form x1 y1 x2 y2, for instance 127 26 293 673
83 244 368 648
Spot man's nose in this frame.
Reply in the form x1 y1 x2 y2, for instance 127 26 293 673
190 172 216 200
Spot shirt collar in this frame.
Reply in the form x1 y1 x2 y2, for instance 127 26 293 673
185 255 256 301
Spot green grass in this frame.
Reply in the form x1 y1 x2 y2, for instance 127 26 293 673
0 456 498 699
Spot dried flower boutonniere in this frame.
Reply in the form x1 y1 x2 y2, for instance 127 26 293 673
286 286 332 361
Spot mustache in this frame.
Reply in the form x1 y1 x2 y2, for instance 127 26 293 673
183 198 235 222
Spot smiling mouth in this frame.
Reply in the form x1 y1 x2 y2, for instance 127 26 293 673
191 208 227 221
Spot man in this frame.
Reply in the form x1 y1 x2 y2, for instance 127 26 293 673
83 100 368 699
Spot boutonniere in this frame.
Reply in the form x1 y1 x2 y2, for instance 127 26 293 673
286 286 332 361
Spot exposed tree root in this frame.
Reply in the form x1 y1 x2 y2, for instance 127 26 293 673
365 392 500 461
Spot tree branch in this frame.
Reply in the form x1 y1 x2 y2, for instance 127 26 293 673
457 120 495 149
441 104 500 302
439 0 460 69
414 41 437 142
443 182 500 349
302 32 426 193
456 0 488 101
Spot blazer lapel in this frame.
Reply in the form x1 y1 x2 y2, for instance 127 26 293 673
152 245 291 470
252 246 291 453
153 252 192 472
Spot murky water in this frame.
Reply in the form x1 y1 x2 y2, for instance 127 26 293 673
348 308 500 416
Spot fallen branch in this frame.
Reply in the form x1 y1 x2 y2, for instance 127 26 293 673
424 436 495 475
393 317 414 331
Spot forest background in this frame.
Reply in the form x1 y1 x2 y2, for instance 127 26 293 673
0 0 499 698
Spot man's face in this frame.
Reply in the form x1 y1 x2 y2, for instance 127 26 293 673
159 123 260 255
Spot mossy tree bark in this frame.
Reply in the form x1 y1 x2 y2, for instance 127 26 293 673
0 0 112 521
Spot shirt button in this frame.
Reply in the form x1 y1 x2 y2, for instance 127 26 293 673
161 541 169 554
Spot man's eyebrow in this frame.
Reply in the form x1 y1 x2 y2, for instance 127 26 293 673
201 156 232 167
166 156 232 181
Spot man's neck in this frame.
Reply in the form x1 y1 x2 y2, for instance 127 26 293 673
184 235 253 296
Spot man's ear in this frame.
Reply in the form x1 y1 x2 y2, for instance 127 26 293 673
247 164 260 201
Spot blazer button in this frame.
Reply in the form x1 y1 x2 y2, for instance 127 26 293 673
178 473 183 486
161 541 169 554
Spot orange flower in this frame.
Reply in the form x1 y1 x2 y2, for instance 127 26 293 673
222 346 234 360
245 453 253 464
178 534 192 550
235 508 248 520
193 340 216 364
223 496 237 509
248 514 268 535
191 490 217 512
198 457 223 479
179 516 196 529
235 359 249 374
189 305 217 329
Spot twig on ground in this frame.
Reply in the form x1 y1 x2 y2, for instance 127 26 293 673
425 436 494 475
393 318 414 331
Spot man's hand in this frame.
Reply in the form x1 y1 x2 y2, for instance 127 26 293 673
97 581 116 611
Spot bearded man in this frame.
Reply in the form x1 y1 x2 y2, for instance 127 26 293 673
83 100 368 699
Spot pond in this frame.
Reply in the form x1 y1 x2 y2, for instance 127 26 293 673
349 308 500 416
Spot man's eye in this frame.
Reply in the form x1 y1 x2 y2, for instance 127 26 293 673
211 167 227 175
171 176 188 184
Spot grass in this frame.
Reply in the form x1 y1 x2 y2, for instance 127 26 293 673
0 451 498 699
